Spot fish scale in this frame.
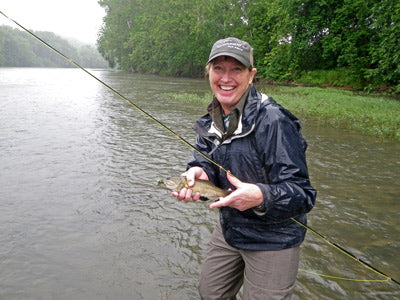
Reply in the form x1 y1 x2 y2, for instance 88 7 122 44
159 176 230 201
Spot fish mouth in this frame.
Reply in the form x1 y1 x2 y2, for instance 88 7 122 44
163 178 178 190
158 178 176 189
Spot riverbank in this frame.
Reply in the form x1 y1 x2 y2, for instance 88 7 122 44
166 84 400 141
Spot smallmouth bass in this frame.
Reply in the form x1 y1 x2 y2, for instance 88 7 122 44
158 176 230 201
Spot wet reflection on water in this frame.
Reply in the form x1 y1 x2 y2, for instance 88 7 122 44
0 68 398 299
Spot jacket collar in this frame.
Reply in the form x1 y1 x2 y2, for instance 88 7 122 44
193 84 265 144
207 86 249 142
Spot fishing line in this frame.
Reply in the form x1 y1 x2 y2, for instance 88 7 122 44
292 217 399 285
2 9 399 287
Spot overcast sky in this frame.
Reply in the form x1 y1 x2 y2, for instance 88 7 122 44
0 0 106 44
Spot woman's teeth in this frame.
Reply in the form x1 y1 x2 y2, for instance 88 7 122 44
220 86 234 91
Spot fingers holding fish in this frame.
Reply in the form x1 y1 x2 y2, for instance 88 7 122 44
183 166 210 186
163 173 229 202
171 188 201 202
209 186 263 211
209 174 264 211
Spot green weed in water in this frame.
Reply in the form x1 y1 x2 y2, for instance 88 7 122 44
165 92 211 105
263 85 400 140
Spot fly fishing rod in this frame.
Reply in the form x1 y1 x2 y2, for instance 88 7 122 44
1 9 399 287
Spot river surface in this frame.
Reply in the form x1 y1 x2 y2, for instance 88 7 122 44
0 68 399 300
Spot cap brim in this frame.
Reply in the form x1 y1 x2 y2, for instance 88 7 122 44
207 52 250 68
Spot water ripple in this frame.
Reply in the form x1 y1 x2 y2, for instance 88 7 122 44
0 69 399 299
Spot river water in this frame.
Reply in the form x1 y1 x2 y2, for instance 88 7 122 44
0 68 399 300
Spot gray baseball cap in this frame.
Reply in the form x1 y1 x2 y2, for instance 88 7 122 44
207 37 253 68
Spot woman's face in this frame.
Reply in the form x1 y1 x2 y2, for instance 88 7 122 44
208 56 257 114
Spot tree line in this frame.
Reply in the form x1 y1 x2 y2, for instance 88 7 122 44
0 26 108 69
98 0 400 91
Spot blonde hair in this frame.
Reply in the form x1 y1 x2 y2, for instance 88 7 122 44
205 57 254 76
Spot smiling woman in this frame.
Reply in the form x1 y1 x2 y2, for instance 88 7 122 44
171 37 317 299
205 38 257 114
207 57 257 114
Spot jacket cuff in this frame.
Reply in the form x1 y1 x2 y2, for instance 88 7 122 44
253 183 271 216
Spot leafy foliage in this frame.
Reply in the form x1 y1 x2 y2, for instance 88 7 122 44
249 0 400 90
98 0 249 76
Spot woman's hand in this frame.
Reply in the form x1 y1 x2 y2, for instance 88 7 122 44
209 172 264 211
171 167 209 202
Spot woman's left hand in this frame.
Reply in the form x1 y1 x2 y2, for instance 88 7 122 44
209 172 264 211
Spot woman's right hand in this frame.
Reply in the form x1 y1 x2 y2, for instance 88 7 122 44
171 167 209 202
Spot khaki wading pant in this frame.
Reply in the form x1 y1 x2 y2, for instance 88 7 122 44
198 224 300 300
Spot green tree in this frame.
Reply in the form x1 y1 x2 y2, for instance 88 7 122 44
97 0 400 89
98 0 251 76
98 0 137 69
247 0 293 79
368 0 400 88
0 25 108 68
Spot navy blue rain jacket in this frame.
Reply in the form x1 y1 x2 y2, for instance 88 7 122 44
187 85 316 251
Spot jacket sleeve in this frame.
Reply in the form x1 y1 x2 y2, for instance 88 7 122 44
253 105 316 221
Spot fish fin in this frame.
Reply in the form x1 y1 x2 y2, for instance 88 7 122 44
199 196 209 201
